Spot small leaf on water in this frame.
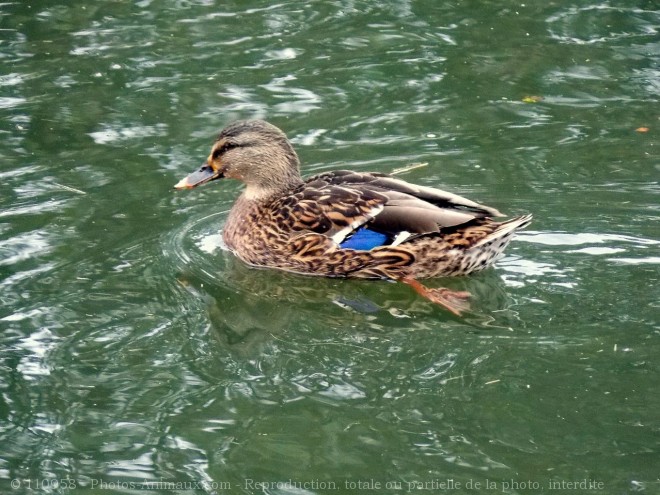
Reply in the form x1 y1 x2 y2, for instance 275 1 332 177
635 127 649 133
522 95 543 103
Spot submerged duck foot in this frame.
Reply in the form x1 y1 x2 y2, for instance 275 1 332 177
400 278 471 316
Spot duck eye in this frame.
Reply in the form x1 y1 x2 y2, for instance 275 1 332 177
212 142 239 159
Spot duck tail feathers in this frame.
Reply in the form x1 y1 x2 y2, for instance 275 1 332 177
472 214 532 248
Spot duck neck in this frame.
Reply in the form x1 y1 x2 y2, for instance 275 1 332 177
244 157 304 202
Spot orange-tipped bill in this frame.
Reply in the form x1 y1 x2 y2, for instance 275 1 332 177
174 164 222 189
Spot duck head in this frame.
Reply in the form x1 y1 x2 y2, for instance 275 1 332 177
174 120 303 200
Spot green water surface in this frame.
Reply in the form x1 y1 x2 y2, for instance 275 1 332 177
1 1 658 494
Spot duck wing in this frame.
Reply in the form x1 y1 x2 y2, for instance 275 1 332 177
313 170 501 215
306 170 502 238
277 178 388 245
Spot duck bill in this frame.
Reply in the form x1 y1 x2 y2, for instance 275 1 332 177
174 164 223 189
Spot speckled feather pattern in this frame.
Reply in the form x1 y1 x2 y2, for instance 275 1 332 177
223 170 532 279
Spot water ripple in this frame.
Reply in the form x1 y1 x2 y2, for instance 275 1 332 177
517 231 659 247
547 4 660 45
0 97 27 109
0 230 53 266
507 230 659 278
88 123 168 145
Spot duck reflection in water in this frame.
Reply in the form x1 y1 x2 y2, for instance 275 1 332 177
177 257 518 355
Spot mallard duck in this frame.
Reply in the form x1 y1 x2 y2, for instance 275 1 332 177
175 120 532 315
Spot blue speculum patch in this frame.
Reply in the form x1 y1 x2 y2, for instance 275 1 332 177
339 227 388 250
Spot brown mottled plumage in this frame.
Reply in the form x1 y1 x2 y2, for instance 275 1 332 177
175 120 532 314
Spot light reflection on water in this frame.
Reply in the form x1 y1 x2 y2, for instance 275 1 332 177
546 4 659 45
